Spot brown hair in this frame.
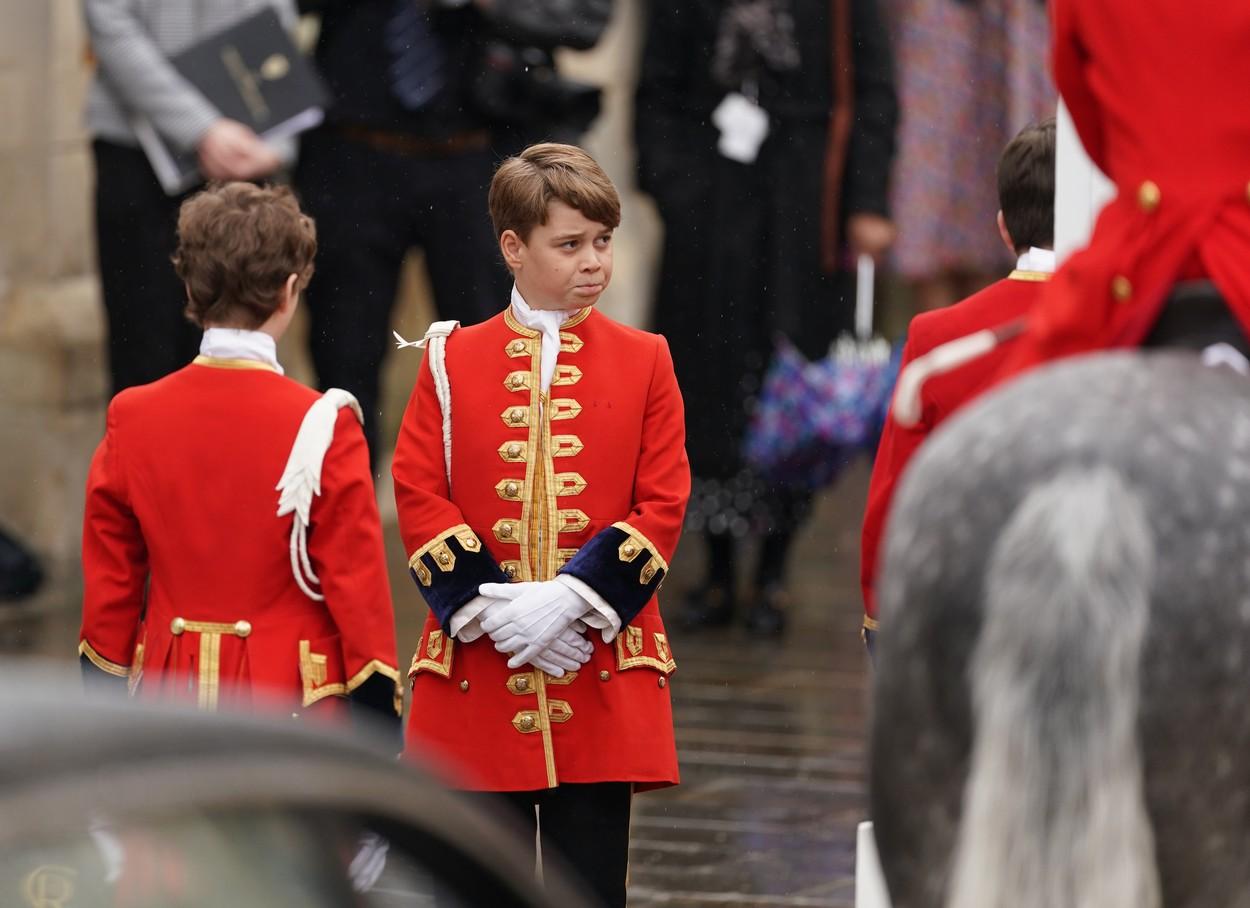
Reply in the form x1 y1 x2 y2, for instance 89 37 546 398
172 182 317 328
488 143 621 241
997 117 1056 254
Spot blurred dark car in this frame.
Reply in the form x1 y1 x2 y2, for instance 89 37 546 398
0 674 598 907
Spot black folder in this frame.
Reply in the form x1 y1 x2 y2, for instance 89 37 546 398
133 7 328 194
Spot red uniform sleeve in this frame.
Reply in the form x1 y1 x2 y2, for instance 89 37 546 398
1052 0 1105 169
860 335 932 631
559 335 691 624
392 352 508 628
307 408 400 701
80 403 147 676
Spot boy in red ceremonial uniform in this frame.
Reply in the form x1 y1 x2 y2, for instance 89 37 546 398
988 0 1250 383
79 183 401 728
860 120 1056 650
392 144 690 908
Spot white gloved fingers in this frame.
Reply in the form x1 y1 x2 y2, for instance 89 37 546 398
528 654 566 677
494 633 527 656
555 626 593 658
521 646 580 674
542 634 591 664
557 622 592 645
478 582 537 600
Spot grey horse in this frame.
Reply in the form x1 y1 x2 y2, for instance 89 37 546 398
870 351 1250 908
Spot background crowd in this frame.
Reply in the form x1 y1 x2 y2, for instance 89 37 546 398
1 0 1053 631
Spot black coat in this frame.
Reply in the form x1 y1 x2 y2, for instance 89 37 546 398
634 0 898 505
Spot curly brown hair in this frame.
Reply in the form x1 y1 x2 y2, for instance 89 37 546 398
172 182 317 329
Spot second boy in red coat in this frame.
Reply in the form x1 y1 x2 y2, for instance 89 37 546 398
860 119 1056 647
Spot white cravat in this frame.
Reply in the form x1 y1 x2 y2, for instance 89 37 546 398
1016 246 1057 274
199 328 284 374
509 286 582 392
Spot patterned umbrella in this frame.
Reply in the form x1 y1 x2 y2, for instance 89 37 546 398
742 256 902 490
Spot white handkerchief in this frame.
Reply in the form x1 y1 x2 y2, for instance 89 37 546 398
712 92 770 164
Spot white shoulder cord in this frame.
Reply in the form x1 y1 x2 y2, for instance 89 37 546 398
394 321 459 488
276 389 365 600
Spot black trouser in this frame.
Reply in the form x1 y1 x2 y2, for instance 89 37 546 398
92 140 202 396
468 782 632 908
295 130 508 464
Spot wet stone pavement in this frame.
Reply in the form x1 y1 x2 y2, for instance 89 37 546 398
627 467 872 907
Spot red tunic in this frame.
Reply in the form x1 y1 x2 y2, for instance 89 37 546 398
80 357 400 715
994 0 1250 381
393 307 690 792
861 273 1049 629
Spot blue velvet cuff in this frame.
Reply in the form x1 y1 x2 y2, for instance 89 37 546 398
408 525 508 631
558 522 667 626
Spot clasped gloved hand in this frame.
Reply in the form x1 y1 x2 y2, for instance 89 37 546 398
477 580 595 676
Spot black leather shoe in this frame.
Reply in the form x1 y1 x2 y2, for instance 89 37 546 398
744 585 788 637
678 583 735 630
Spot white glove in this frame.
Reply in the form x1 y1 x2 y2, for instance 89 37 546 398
527 623 595 677
348 830 389 892
455 581 543 642
479 580 595 674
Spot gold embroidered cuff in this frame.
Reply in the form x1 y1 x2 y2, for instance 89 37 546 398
78 640 130 678
408 524 485 586
612 521 670 574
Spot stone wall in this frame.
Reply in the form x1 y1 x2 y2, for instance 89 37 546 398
0 0 104 618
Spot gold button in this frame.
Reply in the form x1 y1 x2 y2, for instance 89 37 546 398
1111 275 1133 301
657 677 667 688
500 523 514 538
511 340 525 353
510 375 524 388
438 552 450 565
507 443 522 458
505 565 518 578
599 670 610 682
516 676 530 692
623 544 637 557
234 620 252 638
505 482 519 497
463 538 479 551
519 714 536 730
509 410 524 424
170 617 186 636
1137 180 1161 212
460 680 470 692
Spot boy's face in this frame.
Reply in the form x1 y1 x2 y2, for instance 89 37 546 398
503 201 614 311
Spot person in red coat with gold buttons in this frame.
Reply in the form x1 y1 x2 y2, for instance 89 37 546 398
79 183 401 731
392 143 690 908
988 0 1250 382
861 119 1057 651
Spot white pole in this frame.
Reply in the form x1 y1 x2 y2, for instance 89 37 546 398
1054 100 1116 265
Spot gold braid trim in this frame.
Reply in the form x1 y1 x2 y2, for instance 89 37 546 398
191 355 279 372
78 640 130 677
611 521 670 572
347 660 404 715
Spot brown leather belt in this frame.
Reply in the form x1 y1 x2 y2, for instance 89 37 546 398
336 124 491 158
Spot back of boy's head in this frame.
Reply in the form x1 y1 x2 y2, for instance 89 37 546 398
173 182 317 329
488 143 621 242
997 117 1056 254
